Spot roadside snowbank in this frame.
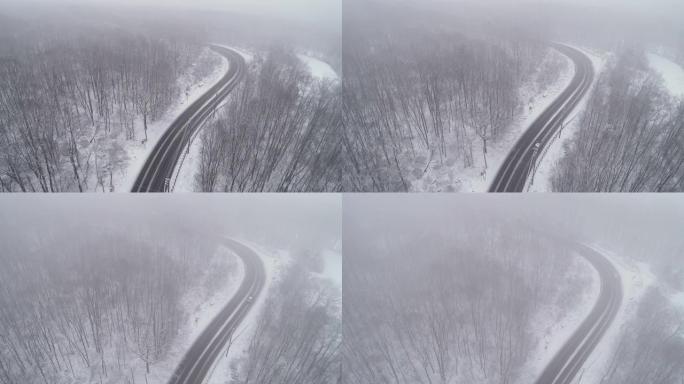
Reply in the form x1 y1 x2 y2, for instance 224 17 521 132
529 46 607 192
111 48 228 192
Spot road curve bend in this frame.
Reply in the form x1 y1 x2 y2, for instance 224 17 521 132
490 44 594 192
132 45 246 192
535 243 622 384
168 238 266 384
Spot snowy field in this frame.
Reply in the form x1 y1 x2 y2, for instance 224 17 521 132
529 46 608 192
647 53 684 98
109 48 228 193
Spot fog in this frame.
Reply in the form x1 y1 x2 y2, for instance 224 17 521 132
343 194 684 384
0 0 340 26
353 0 684 53
0 195 341 384
343 194 684 254
0 0 340 55
0 194 341 250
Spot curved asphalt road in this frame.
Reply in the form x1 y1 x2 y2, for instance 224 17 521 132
168 238 266 384
490 44 594 192
132 45 246 192
535 242 622 384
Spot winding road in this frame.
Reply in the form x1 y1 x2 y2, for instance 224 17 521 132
490 44 594 192
132 45 246 192
535 242 623 384
168 238 266 384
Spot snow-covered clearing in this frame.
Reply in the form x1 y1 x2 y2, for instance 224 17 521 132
297 54 339 82
647 52 684 98
206 240 290 384
413 47 573 192
568 244 656 384
127 244 243 384
529 46 607 192
108 48 228 192
515 252 599 384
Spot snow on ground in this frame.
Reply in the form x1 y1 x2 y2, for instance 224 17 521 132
515 253 599 384
317 249 342 288
672 291 684 313
672 289 684 341
173 46 257 192
413 48 574 192
174 49 336 192
109 48 229 193
206 239 290 384
529 46 608 192
204 240 341 384
297 54 339 82
647 53 684 98
132 245 243 384
172 122 204 192
568 243 656 384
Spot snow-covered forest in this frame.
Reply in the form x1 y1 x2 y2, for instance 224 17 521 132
341 0 684 192
0 201 223 383
342 196 591 384
343 194 684 384
0 28 210 192
552 49 683 192
195 48 341 192
227 254 341 384
600 288 684 384
0 194 340 384
341 0 567 191
0 0 341 193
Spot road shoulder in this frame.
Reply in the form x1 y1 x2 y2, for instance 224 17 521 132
205 240 290 384
117 48 229 192
460 47 574 192
515 251 599 384
528 46 606 192
569 244 655 384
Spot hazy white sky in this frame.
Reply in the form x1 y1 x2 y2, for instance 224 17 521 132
0 0 340 24
476 0 682 14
